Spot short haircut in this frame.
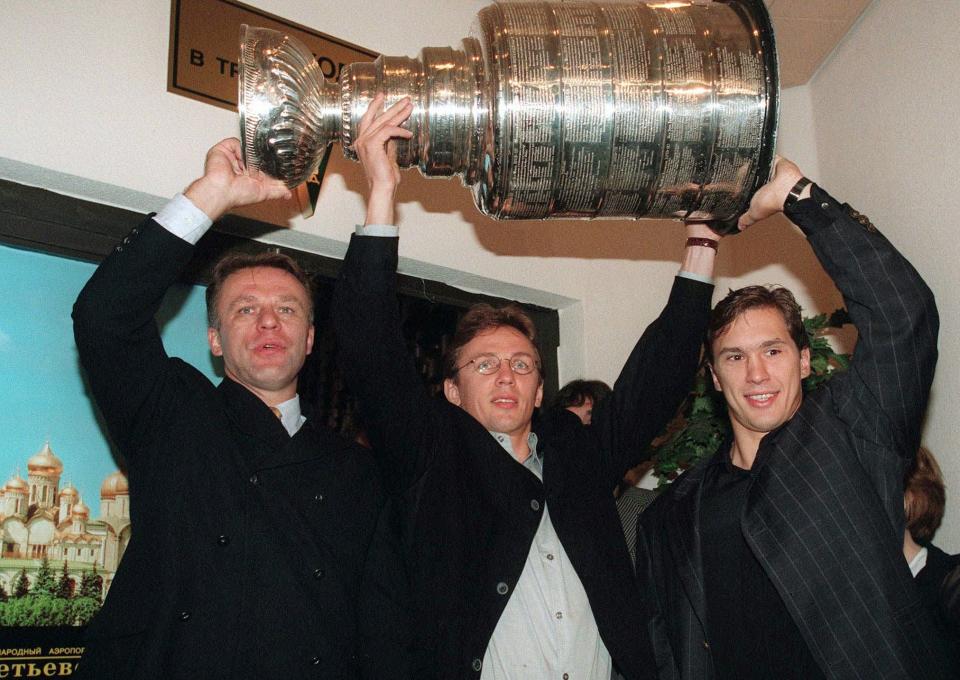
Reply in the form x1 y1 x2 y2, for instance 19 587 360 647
442 303 543 382
554 379 612 410
705 285 808 364
905 446 946 544
205 251 314 329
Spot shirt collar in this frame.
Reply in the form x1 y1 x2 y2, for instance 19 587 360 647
274 394 303 436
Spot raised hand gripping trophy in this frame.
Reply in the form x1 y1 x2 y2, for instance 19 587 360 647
239 0 777 230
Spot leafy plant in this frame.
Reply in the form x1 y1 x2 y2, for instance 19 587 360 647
650 308 851 485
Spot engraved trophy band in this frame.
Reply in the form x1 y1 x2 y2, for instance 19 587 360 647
239 0 779 229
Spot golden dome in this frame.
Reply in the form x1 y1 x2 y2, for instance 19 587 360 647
27 442 63 477
4 474 28 493
100 471 129 499
59 484 79 499
71 499 89 518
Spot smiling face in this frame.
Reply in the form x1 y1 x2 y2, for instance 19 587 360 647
709 306 811 461
443 326 543 445
207 266 314 405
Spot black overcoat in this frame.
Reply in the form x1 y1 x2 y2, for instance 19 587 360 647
332 234 712 680
72 219 409 680
637 187 955 679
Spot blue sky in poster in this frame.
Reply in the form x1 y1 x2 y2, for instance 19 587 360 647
0 244 220 515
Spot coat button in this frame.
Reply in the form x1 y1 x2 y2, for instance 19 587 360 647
179 611 191 621
471 658 482 672
131 228 139 235
703 640 710 649
249 474 259 485
496 581 509 595
313 568 325 579
530 499 541 512
311 656 321 665
314 493 324 503
217 535 230 546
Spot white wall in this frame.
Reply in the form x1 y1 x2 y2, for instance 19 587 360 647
3 2 954 545
804 0 960 550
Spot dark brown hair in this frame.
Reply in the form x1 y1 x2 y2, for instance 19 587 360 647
905 446 946 543
205 251 314 329
442 303 542 381
554 379 612 410
705 285 808 363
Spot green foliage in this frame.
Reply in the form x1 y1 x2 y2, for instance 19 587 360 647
13 568 30 598
79 565 103 602
0 593 74 626
32 555 56 596
650 308 851 486
71 596 101 625
57 560 75 599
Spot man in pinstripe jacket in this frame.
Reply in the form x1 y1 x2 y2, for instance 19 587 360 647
637 158 955 679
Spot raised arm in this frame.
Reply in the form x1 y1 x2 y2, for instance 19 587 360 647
588 222 716 490
753 158 938 455
72 139 289 454
331 96 445 488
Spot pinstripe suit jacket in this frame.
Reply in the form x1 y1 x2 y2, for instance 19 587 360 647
637 186 954 679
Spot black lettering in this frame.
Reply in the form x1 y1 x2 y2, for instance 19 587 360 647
190 49 204 67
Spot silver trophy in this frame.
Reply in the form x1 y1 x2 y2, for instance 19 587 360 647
239 0 778 229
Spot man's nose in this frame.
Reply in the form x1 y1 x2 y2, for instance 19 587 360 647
746 356 769 383
258 308 279 328
494 361 516 383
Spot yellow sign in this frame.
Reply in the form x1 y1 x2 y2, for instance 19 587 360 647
168 0 377 111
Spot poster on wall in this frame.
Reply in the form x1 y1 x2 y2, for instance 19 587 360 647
0 244 216 676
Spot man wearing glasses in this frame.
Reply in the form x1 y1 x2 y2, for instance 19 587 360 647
331 95 718 680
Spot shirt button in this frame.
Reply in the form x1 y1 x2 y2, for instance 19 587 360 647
546 553 554 561
555 611 563 619
530 499 541 512
496 581 509 595
471 658 482 672
179 611 190 621
563 674 569 680
249 474 259 485
217 535 230 546
313 568 325 579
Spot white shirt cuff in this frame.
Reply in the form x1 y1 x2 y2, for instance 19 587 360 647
678 270 713 285
355 223 399 237
153 193 213 245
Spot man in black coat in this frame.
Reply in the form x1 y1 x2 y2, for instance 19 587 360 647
637 158 955 679
331 96 718 679
72 139 409 679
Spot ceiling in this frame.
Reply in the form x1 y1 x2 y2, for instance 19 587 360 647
764 0 874 87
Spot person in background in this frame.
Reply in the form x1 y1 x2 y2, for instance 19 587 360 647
553 379 613 426
903 446 960 657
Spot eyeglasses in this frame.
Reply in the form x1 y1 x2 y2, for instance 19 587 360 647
455 353 540 376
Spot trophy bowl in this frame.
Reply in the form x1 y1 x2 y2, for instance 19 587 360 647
239 0 779 230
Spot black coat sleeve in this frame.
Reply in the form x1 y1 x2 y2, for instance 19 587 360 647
72 217 195 457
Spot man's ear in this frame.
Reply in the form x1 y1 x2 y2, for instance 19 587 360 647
799 346 812 380
305 325 315 356
709 363 722 392
443 378 461 406
208 327 223 357
534 382 543 408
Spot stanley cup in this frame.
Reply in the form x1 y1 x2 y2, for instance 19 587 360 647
239 0 778 228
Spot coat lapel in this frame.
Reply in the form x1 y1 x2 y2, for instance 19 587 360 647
664 456 717 635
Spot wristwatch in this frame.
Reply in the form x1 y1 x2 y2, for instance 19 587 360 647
783 177 812 209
